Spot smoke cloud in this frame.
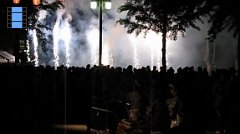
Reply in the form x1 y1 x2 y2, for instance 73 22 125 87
28 0 237 70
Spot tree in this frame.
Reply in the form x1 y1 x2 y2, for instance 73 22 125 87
117 0 207 69
206 0 240 71
205 0 240 131
28 0 64 53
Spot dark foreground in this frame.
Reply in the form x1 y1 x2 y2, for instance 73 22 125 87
1 63 239 134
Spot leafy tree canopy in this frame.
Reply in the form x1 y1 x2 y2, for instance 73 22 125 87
28 0 64 30
207 0 240 40
117 0 208 40
28 0 64 53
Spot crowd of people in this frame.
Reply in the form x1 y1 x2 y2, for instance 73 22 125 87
0 63 239 134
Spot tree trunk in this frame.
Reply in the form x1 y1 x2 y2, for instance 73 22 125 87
161 17 167 71
162 30 167 70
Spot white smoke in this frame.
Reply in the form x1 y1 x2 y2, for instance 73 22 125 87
28 0 237 70
28 29 39 66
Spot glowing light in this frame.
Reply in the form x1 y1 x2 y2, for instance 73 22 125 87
38 10 47 21
108 43 113 67
102 42 109 65
87 28 99 65
102 41 113 66
32 0 41 6
32 29 39 66
129 34 139 68
51 10 73 67
27 0 181 69
30 8 72 67
59 15 72 67
133 44 139 69
26 39 30 62
105 2 112 9
109 52 113 66
13 0 20 4
90 1 97 9
128 31 163 69
144 32 162 69
150 45 154 69
87 26 113 66
156 49 161 69
53 16 60 67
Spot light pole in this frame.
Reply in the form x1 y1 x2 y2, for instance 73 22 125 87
91 0 111 66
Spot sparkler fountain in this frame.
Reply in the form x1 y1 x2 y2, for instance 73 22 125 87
32 29 39 66
28 0 207 70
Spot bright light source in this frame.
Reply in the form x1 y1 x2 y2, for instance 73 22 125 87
13 0 20 4
105 2 111 9
32 0 41 6
90 1 97 9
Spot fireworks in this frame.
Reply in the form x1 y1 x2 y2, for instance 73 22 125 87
27 0 208 69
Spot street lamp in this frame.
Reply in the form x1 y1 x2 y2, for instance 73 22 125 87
32 0 41 6
90 0 111 66
13 0 20 4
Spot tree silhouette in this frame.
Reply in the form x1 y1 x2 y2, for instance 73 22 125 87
207 0 240 71
117 0 207 69
28 0 64 53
